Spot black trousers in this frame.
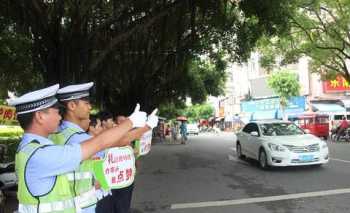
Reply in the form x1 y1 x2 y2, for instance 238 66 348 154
111 183 135 213
96 194 113 213
96 183 135 213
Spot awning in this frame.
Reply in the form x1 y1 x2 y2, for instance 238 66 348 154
251 110 277 120
312 103 346 113
215 117 224 122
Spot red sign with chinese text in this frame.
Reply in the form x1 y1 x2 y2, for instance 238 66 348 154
323 76 350 93
0 105 17 125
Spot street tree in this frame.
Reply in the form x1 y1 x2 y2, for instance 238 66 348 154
267 69 300 115
1 0 296 112
258 0 350 82
183 104 214 122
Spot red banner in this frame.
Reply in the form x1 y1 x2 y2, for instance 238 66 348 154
323 76 350 93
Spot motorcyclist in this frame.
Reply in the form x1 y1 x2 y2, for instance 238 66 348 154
336 116 349 141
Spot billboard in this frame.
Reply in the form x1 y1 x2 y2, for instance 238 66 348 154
241 96 306 113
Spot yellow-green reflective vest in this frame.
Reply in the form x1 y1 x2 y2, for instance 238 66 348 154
16 141 76 213
49 128 97 208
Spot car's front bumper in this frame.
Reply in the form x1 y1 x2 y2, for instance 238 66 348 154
266 149 329 167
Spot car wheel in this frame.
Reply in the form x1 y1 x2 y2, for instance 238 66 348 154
236 142 245 159
259 149 269 170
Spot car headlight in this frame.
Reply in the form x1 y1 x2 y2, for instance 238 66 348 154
268 143 286 152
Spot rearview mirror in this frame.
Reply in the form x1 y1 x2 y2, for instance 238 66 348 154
250 131 259 137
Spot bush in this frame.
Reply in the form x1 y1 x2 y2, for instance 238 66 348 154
0 126 23 162
0 125 23 138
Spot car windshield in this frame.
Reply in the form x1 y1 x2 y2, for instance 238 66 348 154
259 123 304 136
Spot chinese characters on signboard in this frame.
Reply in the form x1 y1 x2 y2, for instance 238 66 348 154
139 130 152 156
323 76 350 93
102 147 135 189
0 105 17 125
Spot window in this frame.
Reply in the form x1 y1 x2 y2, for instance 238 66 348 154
334 115 343 120
259 123 304 136
304 118 313 125
242 123 255 134
316 117 328 124
251 123 259 133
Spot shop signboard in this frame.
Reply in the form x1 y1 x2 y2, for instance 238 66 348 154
241 96 306 113
0 105 17 125
323 76 350 93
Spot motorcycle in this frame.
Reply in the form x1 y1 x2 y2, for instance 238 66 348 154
330 127 350 142
0 162 16 190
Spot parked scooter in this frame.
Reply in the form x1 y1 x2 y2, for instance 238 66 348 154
0 161 16 191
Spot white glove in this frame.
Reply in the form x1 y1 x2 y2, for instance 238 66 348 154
128 104 147 128
146 108 159 129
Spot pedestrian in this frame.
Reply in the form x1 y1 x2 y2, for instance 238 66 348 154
87 115 103 136
98 111 158 213
10 84 148 213
179 121 187 144
171 123 177 142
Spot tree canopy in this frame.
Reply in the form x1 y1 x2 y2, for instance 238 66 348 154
183 103 214 122
267 69 300 109
258 0 350 82
1 0 295 114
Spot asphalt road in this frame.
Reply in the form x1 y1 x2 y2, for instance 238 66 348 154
131 132 350 213
5 132 350 213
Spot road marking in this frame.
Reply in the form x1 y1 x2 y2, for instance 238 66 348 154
230 147 236 152
171 188 350 210
228 154 236 161
330 158 350 164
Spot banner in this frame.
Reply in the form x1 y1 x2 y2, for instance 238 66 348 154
138 130 152 156
93 146 135 190
0 105 17 125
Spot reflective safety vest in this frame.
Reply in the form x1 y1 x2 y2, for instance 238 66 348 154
49 128 97 209
16 141 76 213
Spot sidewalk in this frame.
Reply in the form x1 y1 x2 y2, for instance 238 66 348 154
152 135 184 145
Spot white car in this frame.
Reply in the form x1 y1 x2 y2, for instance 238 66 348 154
187 124 199 135
236 120 329 169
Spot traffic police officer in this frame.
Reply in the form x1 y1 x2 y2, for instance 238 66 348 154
9 84 148 213
49 82 99 213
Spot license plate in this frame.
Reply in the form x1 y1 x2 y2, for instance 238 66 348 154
299 155 314 162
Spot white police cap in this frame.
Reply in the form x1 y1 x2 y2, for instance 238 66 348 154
7 84 59 115
57 82 94 101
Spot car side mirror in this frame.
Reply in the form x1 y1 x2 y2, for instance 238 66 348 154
304 129 311 134
250 131 259 137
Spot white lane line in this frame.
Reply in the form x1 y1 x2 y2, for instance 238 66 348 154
171 188 350 210
228 154 236 161
330 158 350 164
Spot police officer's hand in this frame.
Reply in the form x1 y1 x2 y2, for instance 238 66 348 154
146 108 159 129
128 104 147 128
